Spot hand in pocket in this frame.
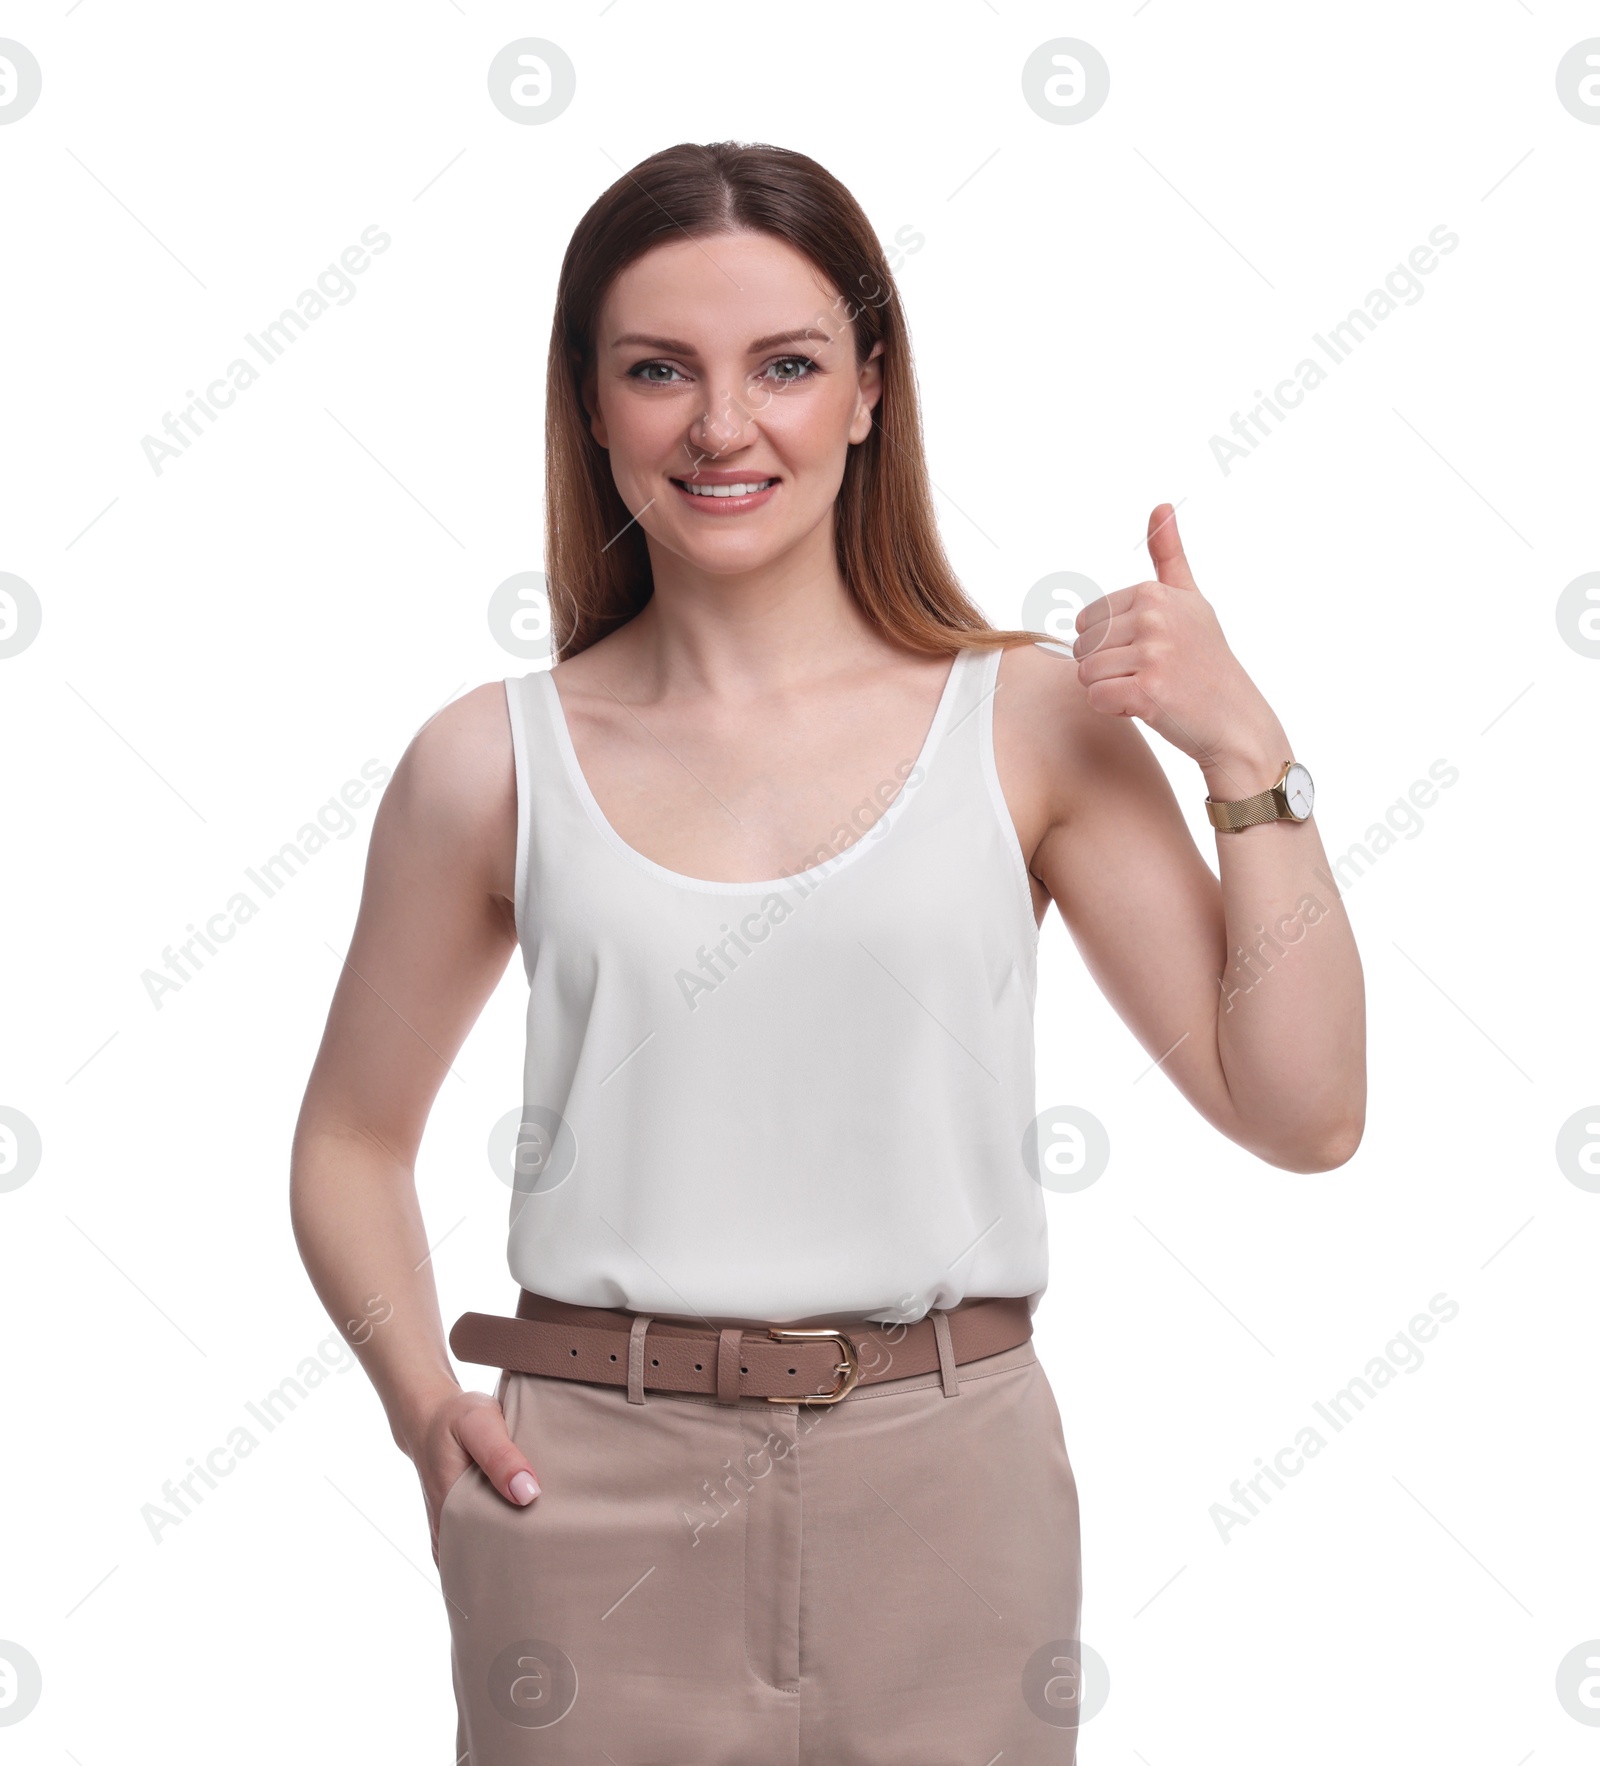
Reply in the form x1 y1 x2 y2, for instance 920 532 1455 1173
417 1386 541 1564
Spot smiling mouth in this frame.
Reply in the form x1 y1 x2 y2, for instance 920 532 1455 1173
669 477 778 498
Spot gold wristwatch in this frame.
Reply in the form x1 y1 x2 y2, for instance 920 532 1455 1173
1204 759 1315 832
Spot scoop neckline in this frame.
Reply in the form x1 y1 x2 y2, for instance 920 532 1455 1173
537 648 970 896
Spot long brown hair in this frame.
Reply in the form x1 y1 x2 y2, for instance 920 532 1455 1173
544 140 1038 662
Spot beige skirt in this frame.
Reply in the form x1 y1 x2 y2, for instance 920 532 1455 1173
438 1325 1083 1762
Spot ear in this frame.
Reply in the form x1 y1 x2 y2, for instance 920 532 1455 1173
576 356 608 449
850 339 885 442
579 365 603 445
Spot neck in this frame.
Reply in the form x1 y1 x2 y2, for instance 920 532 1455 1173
615 535 898 701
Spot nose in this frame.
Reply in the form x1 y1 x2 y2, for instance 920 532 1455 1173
688 379 760 462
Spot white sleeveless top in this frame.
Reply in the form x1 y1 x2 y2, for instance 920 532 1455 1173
501 643 1047 1328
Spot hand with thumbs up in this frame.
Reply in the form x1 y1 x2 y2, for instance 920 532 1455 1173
1070 504 1292 797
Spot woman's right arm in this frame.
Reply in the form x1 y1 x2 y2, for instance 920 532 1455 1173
288 680 540 1560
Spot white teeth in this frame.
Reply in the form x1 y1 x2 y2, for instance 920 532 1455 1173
677 479 774 497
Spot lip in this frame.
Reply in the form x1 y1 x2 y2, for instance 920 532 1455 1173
668 473 780 514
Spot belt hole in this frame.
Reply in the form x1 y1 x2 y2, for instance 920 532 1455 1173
693 1362 703 1371
609 1352 618 1361
569 1346 578 1356
651 1357 659 1366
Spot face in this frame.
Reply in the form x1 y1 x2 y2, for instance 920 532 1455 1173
583 229 884 577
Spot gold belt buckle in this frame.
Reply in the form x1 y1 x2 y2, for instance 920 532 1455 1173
765 1326 862 1404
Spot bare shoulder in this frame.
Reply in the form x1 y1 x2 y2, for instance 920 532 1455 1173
992 638 1160 863
538 626 657 737
373 680 517 899
992 637 1087 745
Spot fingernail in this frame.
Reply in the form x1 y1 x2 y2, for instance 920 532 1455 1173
509 1470 540 1503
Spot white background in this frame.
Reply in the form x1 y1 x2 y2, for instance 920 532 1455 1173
2 2 1596 1760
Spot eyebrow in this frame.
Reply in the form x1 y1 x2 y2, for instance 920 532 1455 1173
608 327 834 355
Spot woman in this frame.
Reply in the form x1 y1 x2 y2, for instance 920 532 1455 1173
290 140 1364 1761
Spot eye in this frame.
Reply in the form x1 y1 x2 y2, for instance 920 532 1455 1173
627 360 688 384
764 355 819 383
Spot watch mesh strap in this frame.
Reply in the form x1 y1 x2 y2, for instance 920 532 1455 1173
1206 761 1293 832
1208 790 1281 831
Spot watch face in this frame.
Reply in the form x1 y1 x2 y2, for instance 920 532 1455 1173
1283 762 1314 820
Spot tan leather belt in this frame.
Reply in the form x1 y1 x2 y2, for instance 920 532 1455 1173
449 1290 1034 1405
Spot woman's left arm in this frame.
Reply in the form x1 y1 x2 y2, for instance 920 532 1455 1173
1023 503 1366 1173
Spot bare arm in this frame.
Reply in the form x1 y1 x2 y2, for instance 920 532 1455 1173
1018 509 1366 1171
288 680 540 1556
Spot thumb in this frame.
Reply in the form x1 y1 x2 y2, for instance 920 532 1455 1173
1147 503 1198 589
461 1398 541 1504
